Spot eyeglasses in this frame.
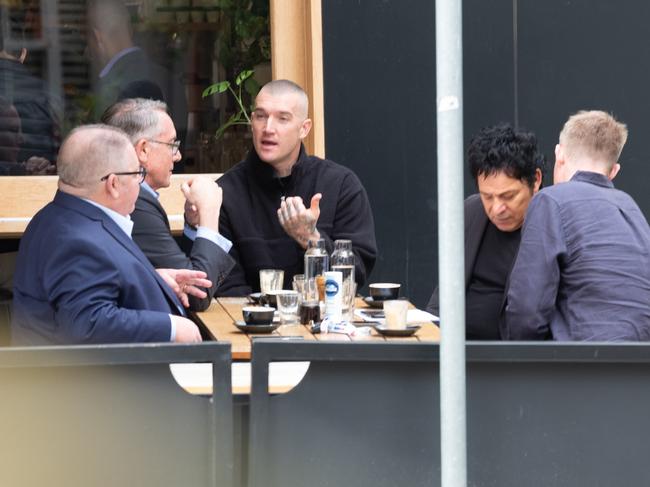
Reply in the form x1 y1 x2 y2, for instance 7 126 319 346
100 167 147 184
148 139 181 155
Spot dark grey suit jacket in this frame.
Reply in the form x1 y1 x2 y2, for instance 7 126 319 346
131 187 235 311
426 194 488 315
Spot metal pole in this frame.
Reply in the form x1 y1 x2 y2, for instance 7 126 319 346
435 0 467 485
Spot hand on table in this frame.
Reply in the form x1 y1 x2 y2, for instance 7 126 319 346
156 268 212 308
277 193 322 248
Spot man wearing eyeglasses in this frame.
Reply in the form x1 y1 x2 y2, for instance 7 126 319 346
12 125 209 345
102 98 234 311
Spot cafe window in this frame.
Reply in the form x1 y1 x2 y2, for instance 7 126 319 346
0 0 272 175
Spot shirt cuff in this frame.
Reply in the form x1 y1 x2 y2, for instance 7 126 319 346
197 226 233 253
169 314 176 341
183 223 198 241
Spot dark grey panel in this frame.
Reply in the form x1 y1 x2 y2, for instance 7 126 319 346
322 0 438 307
518 0 650 209
322 0 517 307
249 341 650 487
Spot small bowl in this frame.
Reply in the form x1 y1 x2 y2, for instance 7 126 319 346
369 282 401 301
242 306 275 325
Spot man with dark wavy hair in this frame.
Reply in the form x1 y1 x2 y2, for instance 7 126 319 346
427 123 545 339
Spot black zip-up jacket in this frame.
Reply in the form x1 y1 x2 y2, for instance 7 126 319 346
216 145 377 295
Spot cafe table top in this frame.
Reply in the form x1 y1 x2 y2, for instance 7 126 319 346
193 296 441 361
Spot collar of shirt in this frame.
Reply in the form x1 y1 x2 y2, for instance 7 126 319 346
99 46 141 79
82 198 134 238
571 170 614 189
140 181 159 199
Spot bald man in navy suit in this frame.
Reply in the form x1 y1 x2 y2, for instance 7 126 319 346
12 125 209 345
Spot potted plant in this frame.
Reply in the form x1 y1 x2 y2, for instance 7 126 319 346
198 0 270 171
200 69 261 171
202 69 258 139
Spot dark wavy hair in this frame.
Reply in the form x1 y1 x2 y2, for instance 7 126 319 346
468 123 546 189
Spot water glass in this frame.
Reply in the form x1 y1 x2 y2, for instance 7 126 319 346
302 277 319 302
342 282 357 322
277 290 300 324
292 274 306 295
259 269 284 294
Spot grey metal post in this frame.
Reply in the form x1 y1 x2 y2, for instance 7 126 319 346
435 0 467 485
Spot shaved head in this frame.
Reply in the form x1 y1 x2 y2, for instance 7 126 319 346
257 79 309 119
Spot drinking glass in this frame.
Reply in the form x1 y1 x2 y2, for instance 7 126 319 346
342 282 357 322
292 274 306 295
259 269 284 294
277 290 300 324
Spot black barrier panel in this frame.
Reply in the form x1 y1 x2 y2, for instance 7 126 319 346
249 341 650 487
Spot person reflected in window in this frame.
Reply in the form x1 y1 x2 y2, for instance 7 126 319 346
0 97 55 175
86 0 188 146
427 124 545 339
0 9 60 168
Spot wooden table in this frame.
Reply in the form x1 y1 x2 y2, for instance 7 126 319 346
194 297 441 360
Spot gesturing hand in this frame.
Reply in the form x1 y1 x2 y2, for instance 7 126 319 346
277 193 322 248
156 268 213 308
181 176 223 232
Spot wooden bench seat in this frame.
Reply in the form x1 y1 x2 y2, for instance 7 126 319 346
0 174 222 238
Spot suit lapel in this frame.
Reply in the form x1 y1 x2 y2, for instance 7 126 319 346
54 191 185 315
464 195 489 288
137 186 171 229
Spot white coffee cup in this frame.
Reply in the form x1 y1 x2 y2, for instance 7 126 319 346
384 300 408 329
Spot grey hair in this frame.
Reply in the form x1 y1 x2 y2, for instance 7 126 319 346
101 98 168 144
57 124 134 188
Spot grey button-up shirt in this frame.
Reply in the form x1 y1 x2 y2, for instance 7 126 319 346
504 171 650 341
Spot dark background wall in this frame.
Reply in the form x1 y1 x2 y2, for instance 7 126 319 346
322 0 650 308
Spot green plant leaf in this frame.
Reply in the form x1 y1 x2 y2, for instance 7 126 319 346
202 81 231 98
244 77 260 97
235 70 254 86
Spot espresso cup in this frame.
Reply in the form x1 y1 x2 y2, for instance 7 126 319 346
242 306 275 325
369 282 401 301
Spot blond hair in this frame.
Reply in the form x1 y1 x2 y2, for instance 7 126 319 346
559 110 628 169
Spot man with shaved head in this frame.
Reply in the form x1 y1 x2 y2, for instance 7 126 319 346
12 124 208 345
504 111 650 341
216 79 377 294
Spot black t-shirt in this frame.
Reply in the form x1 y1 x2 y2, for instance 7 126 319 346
465 223 521 339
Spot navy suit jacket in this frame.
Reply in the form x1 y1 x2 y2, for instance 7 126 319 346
12 191 184 345
131 186 234 311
